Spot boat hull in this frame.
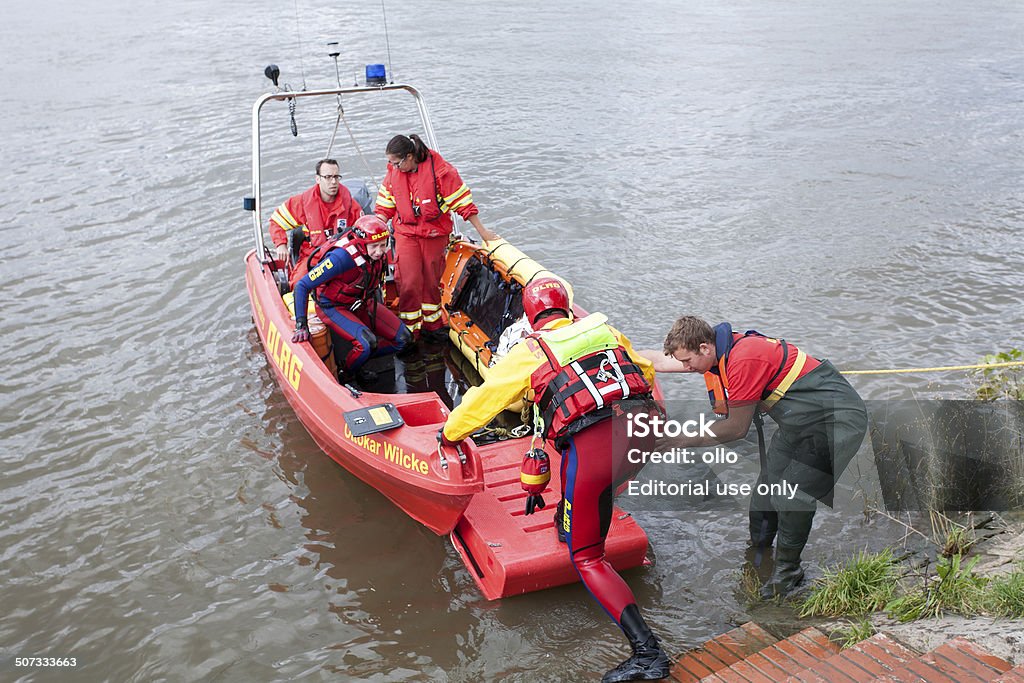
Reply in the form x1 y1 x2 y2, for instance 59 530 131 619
244 250 483 535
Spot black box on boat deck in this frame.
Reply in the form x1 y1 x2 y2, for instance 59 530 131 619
344 403 405 437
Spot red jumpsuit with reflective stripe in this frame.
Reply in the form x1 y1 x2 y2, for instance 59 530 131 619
375 150 477 335
269 184 363 264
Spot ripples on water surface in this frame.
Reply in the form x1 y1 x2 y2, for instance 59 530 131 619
2 0 1022 679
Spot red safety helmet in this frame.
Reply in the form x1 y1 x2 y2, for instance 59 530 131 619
350 214 390 249
522 276 571 325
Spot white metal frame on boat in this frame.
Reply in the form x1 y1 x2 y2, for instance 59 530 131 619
247 84 439 263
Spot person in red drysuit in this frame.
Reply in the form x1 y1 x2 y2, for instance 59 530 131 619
439 278 670 683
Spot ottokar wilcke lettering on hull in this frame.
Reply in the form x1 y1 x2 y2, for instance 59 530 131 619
244 241 484 538
343 424 429 476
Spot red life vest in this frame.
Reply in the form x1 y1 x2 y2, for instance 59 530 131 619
527 315 652 440
391 150 454 236
303 234 385 307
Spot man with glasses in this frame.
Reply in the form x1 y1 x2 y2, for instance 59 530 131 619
269 159 364 280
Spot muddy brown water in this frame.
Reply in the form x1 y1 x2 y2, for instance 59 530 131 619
2 0 1022 680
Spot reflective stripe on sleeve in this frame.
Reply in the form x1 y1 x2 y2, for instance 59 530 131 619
375 186 396 209
271 203 301 230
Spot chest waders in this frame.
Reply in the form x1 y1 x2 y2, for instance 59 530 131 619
755 360 868 598
748 339 807 559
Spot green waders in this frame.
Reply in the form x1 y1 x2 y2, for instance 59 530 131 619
750 361 867 598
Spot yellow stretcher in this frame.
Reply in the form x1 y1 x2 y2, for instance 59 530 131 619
439 239 573 409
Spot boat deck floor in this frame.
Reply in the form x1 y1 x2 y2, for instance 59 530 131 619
450 448 652 599
349 340 472 398
353 341 652 599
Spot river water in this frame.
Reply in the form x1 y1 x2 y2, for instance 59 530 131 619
2 0 1022 680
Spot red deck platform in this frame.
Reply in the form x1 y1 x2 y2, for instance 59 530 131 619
449 442 651 600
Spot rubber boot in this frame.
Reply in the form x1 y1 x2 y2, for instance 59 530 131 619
602 604 670 683
760 544 805 599
422 326 450 345
760 508 814 598
554 498 566 544
395 340 418 360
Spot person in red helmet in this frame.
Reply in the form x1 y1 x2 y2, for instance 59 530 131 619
439 277 670 683
291 215 411 382
268 159 364 280
375 134 499 342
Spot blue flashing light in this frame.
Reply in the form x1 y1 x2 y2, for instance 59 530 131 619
365 64 387 86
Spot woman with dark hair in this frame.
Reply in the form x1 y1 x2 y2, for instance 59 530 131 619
375 133 498 342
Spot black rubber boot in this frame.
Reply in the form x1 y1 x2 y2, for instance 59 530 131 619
395 340 418 359
760 544 805 599
422 327 450 344
602 604 670 683
554 498 566 544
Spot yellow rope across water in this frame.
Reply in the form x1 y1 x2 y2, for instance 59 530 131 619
843 360 1024 376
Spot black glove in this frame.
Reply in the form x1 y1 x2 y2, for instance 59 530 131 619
524 493 546 516
292 319 311 343
436 428 462 450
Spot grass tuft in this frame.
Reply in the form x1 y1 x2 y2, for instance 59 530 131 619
736 563 763 606
886 554 987 622
800 549 898 617
834 619 875 649
983 563 1024 618
930 511 976 558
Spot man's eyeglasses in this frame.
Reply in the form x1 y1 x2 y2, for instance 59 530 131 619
318 174 342 181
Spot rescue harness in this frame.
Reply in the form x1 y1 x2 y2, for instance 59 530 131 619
530 314 653 441
303 233 385 310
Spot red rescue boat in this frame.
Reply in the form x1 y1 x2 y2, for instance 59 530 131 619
243 76 660 598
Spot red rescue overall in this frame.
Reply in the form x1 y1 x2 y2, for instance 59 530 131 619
375 150 478 335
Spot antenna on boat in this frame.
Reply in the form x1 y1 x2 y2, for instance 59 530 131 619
381 0 394 83
291 0 308 91
324 41 346 158
321 43 380 189
327 41 343 89
326 41 346 131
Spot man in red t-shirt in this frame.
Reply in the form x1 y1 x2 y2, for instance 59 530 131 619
268 159 363 272
641 316 867 598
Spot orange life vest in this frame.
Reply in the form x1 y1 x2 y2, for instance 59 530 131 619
391 150 453 236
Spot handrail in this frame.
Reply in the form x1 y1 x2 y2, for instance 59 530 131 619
249 83 439 262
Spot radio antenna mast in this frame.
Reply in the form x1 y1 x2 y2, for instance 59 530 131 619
381 0 395 83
